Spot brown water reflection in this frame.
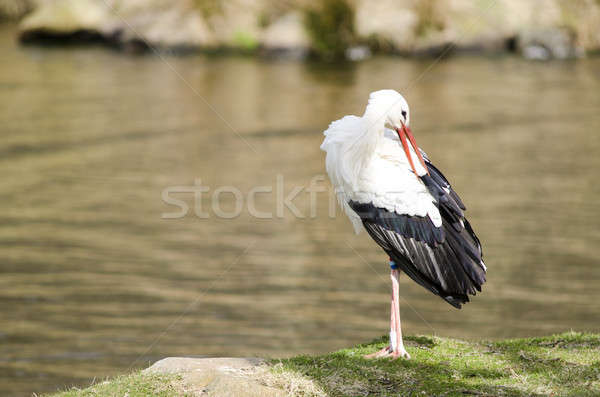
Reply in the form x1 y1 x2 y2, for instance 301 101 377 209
1 24 599 396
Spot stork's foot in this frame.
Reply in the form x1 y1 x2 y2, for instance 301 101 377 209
364 345 410 360
391 346 411 360
363 346 392 359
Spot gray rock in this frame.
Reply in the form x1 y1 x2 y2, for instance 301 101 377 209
144 357 265 375
354 0 417 53
346 45 371 61
518 28 583 60
19 0 109 38
144 357 286 397
262 12 309 51
0 0 33 20
18 0 213 50
522 44 552 61
14 0 600 56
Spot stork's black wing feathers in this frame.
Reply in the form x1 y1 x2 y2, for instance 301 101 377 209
348 158 486 309
349 201 445 246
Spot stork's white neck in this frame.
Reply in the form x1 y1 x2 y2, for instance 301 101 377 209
340 117 383 190
379 128 428 177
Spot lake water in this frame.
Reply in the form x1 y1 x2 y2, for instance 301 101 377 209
1 23 599 396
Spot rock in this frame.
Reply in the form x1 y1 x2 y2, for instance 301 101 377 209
0 0 33 21
561 0 600 54
100 1 214 50
345 44 371 61
354 0 417 53
19 0 109 41
144 357 286 397
17 0 293 56
14 0 600 57
261 11 310 60
18 0 228 50
353 0 599 56
206 0 262 49
144 357 265 375
518 28 583 60
353 0 513 55
522 44 552 61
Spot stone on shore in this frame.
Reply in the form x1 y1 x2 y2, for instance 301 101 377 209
261 11 310 60
144 357 286 397
19 0 108 40
0 0 32 21
13 0 600 58
518 28 583 60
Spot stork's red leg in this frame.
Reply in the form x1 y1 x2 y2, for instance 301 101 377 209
364 293 395 358
365 261 411 359
391 269 410 359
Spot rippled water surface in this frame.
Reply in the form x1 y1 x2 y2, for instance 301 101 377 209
1 24 600 395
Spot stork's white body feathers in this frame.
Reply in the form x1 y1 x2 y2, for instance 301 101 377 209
320 112 441 234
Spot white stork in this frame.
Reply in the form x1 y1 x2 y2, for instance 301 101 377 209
320 90 486 359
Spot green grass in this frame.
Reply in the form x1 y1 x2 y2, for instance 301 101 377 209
275 332 600 397
51 372 191 397
50 332 600 397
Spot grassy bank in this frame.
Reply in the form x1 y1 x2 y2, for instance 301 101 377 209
51 332 600 397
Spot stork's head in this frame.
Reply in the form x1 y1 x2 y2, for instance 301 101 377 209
364 89 427 176
365 89 410 131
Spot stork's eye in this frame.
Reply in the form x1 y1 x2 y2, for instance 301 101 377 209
401 110 407 119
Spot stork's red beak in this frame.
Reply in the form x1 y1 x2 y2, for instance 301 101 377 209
396 124 429 176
